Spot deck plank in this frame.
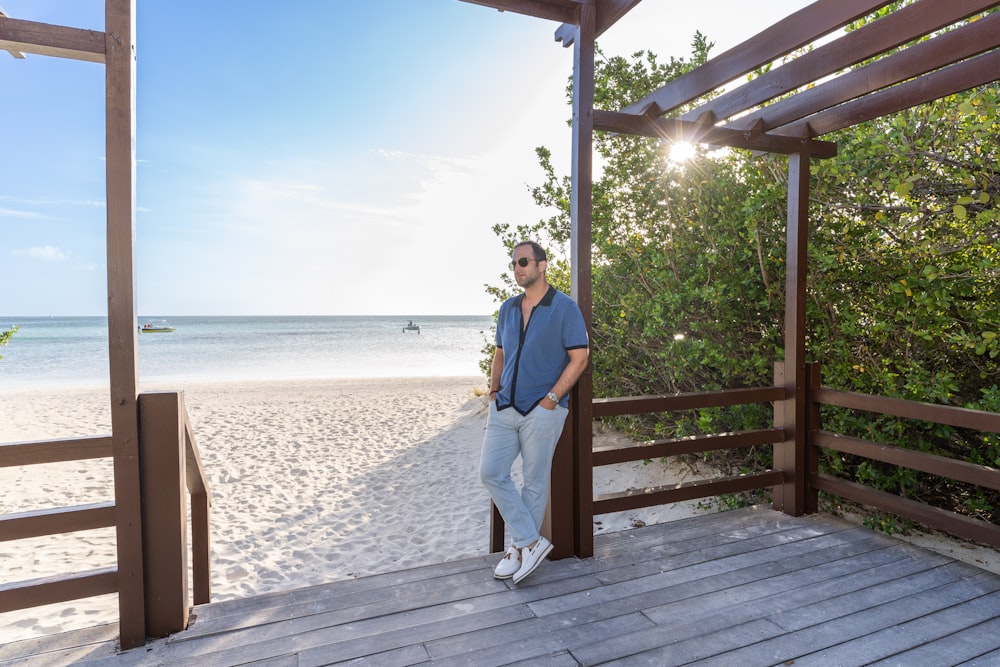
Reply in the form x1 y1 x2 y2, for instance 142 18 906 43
5 507 999 667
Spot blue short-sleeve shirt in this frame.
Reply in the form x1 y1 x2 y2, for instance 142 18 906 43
495 285 589 415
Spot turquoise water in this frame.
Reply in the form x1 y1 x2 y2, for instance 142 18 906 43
0 315 494 388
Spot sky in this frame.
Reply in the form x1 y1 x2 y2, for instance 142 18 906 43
1 0 813 317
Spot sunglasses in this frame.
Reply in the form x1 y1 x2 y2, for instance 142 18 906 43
510 257 542 270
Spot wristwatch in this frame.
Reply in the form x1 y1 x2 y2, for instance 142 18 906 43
546 391 559 403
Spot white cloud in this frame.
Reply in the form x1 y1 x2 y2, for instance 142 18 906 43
0 207 50 219
10 245 70 261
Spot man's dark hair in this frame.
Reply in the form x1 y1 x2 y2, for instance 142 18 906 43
513 240 547 262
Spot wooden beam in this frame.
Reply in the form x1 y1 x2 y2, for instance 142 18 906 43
0 14 105 63
0 502 116 541
0 436 113 466
727 10 1000 133
680 0 1000 125
815 431 1000 491
458 0 577 24
0 9 23 58
775 153 812 517
813 474 1000 548
777 48 1000 138
556 0 643 46
813 387 1000 434
139 391 190 638
594 109 838 157
105 0 144 651
620 0 895 116
0 568 118 614
563 0 595 561
594 470 784 514
593 429 785 466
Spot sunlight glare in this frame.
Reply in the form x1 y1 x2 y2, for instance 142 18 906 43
668 140 697 165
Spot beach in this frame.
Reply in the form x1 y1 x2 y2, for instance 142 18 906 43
0 376 715 644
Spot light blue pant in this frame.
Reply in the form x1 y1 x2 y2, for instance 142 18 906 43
479 401 569 549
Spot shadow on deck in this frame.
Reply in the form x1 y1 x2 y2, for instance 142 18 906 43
4 507 1000 666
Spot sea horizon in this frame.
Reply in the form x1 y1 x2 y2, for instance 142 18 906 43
0 315 494 389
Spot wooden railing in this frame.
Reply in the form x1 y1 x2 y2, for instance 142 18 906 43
0 390 211 640
490 360 1000 555
0 435 119 611
806 363 1000 548
590 386 786 514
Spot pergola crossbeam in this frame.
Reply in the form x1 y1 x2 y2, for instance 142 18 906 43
726 11 1000 134
619 0 895 117
679 0 999 126
775 47 1000 139
459 0 577 24
593 109 837 157
0 14 105 63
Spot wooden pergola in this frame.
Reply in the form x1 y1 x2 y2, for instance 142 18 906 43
2 0 999 650
460 0 1000 560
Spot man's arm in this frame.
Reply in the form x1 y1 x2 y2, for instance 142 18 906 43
542 347 589 408
489 347 504 401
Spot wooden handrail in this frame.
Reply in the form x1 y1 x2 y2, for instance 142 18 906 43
0 568 118 614
183 412 210 499
809 372 1000 549
813 474 1000 547
0 502 116 542
0 436 119 615
814 430 1000 491
0 435 113 466
812 386 1000 433
594 429 785 466
593 385 785 418
182 410 212 605
575 386 789 522
0 392 212 635
594 470 784 515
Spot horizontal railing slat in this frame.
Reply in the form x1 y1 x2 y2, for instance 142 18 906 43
812 473 1000 549
813 387 1000 434
594 428 785 466
0 502 117 542
594 470 784 515
593 386 785 418
0 436 113 467
814 431 1000 491
0 567 118 613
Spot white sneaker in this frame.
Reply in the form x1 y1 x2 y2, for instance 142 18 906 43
493 544 521 579
512 536 553 584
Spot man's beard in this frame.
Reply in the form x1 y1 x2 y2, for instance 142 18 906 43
517 274 539 289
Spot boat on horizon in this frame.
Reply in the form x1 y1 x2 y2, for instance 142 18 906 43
403 320 420 333
139 320 176 333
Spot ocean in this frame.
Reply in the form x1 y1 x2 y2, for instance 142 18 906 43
0 315 495 389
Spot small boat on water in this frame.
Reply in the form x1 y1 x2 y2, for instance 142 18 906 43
139 320 176 333
403 320 420 334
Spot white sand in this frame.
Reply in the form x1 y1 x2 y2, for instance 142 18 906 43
0 377 716 644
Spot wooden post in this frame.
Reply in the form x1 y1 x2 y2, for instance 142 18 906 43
805 362 821 514
774 152 811 516
105 0 144 649
138 391 191 637
489 502 505 554
551 1 596 560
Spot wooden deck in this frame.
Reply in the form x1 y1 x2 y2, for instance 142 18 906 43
4 507 1000 666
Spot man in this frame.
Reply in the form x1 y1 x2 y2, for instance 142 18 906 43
480 240 590 584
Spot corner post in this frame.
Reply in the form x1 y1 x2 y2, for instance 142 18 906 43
550 1 596 560
774 151 811 516
105 0 145 649
138 391 191 637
